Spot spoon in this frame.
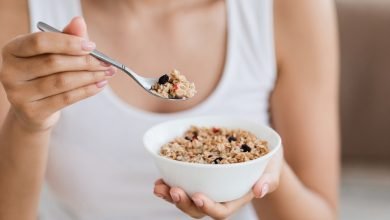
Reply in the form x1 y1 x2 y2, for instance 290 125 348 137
37 22 187 101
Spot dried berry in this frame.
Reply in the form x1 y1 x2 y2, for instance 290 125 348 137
159 126 269 164
192 131 198 140
228 136 237 143
151 69 196 99
172 84 179 91
240 144 251 152
212 127 220 133
213 157 223 164
158 74 169 85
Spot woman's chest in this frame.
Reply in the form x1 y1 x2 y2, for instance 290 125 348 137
83 2 228 113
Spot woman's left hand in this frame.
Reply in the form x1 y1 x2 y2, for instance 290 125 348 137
153 148 284 220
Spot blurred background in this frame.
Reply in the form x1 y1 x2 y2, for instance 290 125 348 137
337 0 390 219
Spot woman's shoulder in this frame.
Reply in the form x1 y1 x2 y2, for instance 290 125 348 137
273 0 338 65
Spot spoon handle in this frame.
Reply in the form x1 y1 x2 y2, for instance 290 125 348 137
37 22 125 70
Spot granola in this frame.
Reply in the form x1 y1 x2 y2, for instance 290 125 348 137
160 126 269 164
151 69 196 99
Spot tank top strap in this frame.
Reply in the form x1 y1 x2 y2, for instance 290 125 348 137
227 0 276 90
28 0 82 33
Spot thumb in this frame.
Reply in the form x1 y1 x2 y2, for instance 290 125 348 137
63 16 89 39
252 148 284 198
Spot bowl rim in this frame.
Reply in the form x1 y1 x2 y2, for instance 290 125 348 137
143 116 282 168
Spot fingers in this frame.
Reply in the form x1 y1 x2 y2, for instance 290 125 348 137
151 151 284 220
222 192 254 212
0 16 104 131
153 179 252 220
23 67 116 101
170 188 205 219
33 81 107 117
63 17 89 39
153 181 256 220
150 151 286 220
191 193 227 219
253 147 284 198
253 173 276 198
10 81 107 127
153 179 173 203
14 54 108 80
191 192 254 220
5 32 95 58
153 180 205 219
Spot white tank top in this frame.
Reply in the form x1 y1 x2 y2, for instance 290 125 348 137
28 0 276 219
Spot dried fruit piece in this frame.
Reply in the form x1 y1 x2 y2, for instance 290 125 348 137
158 74 169 84
240 144 251 152
213 157 223 164
228 136 237 143
159 126 269 164
151 69 196 99
212 127 220 133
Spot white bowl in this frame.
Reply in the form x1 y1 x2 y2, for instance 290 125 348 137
143 116 281 202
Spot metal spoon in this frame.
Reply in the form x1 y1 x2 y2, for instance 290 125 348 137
37 22 187 101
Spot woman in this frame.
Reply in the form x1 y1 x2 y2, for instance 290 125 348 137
0 0 339 219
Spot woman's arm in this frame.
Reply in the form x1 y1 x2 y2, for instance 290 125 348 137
0 108 52 220
0 17 112 220
0 2 45 218
252 0 340 219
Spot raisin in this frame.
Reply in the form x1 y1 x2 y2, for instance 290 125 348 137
240 144 251 152
185 136 192 141
212 157 223 164
212 128 220 133
193 131 198 140
158 74 169 84
228 136 237 142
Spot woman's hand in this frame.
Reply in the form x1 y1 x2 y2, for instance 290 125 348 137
153 148 284 219
0 17 115 132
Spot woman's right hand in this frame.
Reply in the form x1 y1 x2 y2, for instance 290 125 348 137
0 17 115 132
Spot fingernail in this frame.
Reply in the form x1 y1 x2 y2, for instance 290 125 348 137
154 193 164 198
170 192 180 203
96 80 108 88
260 184 269 198
81 40 96 51
100 61 111 67
192 198 203 207
105 67 116 76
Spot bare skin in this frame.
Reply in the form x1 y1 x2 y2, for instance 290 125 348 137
0 0 339 220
